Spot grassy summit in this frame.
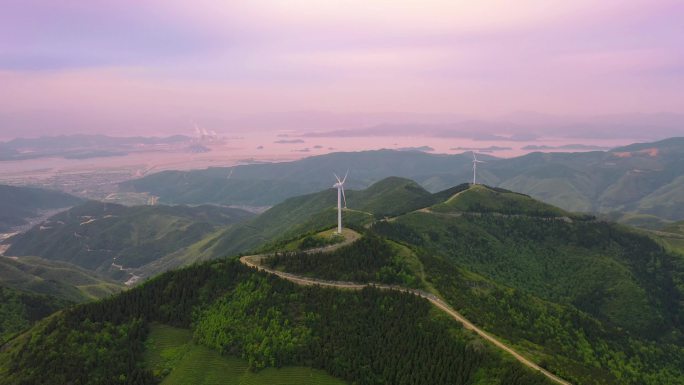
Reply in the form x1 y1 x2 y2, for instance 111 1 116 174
431 184 573 218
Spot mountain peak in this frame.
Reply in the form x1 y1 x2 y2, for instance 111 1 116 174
431 184 573 218
364 176 427 192
354 177 433 217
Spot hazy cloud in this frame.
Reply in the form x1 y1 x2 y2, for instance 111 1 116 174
396 146 435 152
451 146 513 152
1 1 683 138
522 144 610 150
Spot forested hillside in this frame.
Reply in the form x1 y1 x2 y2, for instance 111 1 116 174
0 259 551 385
0 184 82 232
157 177 437 269
265 233 422 287
3 181 683 385
0 256 121 344
366 185 684 385
4 201 254 278
0 256 121 302
258 184 684 385
0 286 70 344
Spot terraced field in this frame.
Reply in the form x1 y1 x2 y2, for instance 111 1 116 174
145 324 347 385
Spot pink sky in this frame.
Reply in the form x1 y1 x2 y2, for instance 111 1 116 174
1 0 683 140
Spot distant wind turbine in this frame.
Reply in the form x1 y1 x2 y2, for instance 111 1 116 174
333 170 348 234
472 151 485 185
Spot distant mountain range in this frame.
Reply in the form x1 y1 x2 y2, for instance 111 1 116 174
122 137 684 226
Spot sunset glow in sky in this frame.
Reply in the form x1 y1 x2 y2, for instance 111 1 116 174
1 0 683 139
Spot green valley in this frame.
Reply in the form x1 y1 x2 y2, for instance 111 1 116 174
245 183 684 385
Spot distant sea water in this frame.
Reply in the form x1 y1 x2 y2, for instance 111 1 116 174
0 133 646 181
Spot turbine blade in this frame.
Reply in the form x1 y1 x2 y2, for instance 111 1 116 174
342 169 349 184
341 186 347 208
472 151 477 161
333 172 341 184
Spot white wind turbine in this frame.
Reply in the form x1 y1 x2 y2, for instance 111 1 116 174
333 170 348 234
472 151 485 185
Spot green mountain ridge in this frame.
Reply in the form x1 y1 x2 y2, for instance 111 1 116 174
431 184 575 218
2 181 682 385
264 184 684 384
122 137 684 224
0 256 122 344
0 256 122 302
0 286 69 344
0 184 83 232
0 256 554 385
4 201 255 278
155 177 452 270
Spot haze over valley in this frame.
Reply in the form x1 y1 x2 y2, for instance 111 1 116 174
1 1 684 385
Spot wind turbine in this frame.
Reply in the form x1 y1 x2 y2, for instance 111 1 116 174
472 151 485 185
333 170 348 234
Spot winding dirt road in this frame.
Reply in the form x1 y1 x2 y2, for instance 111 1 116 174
239 240 571 385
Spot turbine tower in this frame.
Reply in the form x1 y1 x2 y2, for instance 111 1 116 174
472 151 485 185
333 170 348 234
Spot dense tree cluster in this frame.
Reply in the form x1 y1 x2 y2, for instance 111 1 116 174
0 262 249 385
0 286 71 343
373 214 684 385
0 260 551 385
265 233 418 286
3 317 153 385
193 274 550 385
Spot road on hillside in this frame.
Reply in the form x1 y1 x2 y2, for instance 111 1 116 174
240 241 572 385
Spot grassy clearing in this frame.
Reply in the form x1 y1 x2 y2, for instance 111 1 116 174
145 324 347 385
638 220 684 256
